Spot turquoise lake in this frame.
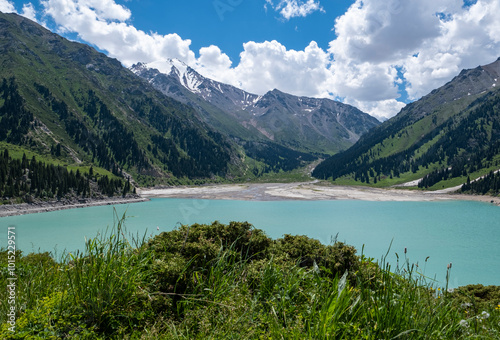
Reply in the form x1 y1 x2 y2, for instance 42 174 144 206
1 198 499 288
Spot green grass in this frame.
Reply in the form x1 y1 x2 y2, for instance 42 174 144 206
0 142 57 164
1 219 499 339
234 156 318 183
0 142 121 180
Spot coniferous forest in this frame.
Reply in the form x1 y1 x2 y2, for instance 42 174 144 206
0 149 130 203
0 74 233 188
0 78 34 145
461 170 500 195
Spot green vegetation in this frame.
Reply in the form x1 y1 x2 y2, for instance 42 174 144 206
1 219 499 339
0 12 239 186
0 148 131 204
235 153 320 183
461 170 500 196
243 141 318 175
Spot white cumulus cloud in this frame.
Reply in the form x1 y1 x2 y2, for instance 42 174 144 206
196 45 233 82
329 0 500 106
0 0 16 13
346 98 406 122
34 0 500 120
229 40 332 98
265 0 324 20
21 3 37 21
403 0 500 99
41 0 197 66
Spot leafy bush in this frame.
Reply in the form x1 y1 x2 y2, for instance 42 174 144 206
148 221 271 262
1 219 499 339
449 284 500 313
273 234 359 279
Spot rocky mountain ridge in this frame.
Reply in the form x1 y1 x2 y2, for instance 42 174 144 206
131 59 380 155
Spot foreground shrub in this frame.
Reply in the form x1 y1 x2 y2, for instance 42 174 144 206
1 219 499 339
148 221 271 264
273 234 359 279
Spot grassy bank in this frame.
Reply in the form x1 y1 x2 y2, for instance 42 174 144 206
1 216 499 339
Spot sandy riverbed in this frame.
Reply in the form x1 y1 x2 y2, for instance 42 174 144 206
139 181 500 205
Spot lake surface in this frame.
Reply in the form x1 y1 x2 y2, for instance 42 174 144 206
2 198 499 288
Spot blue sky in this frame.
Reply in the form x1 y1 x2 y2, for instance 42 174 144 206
1 0 499 119
119 0 353 63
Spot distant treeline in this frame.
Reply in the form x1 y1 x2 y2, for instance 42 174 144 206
0 149 130 203
461 171 500 195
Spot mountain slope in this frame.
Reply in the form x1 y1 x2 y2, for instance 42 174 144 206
131 59 380 155
0 12 239 185
248 88 379 154
313 57 500 190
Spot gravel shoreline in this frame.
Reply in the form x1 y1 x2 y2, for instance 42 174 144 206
0 196 149 217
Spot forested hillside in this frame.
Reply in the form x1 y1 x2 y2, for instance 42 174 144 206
313 57 500 193
0 12 239 189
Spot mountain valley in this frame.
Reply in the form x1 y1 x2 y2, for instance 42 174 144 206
130 59 380 156
1 10 500 200
0 12 382 205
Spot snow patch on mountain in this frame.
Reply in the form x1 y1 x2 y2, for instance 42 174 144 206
132 59 203 94
131 58 264 109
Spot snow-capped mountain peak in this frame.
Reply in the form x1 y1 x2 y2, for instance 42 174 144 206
130 59 380 155
130 59 261 110
132 58 203 94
